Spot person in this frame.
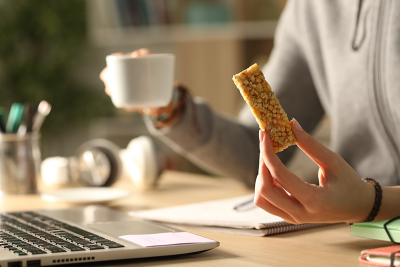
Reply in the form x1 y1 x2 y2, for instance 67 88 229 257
100 0 400 224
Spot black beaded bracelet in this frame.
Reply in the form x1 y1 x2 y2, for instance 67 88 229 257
363 177 383 222
142 86 181 123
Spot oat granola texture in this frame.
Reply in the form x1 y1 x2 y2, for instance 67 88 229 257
232 63 297 153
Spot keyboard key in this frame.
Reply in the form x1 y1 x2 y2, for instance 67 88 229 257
68 247 86 252
86 245 105 250
104 243 125 249
47 247 67 253
30 250 47 255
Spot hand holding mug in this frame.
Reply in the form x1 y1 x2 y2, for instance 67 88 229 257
100 49 185 127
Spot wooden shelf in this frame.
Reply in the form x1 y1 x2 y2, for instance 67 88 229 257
88 20 277 46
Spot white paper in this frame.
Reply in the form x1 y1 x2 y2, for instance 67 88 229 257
366 255 400 266
129 194 285 230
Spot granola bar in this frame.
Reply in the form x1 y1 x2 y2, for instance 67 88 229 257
232 63 297 153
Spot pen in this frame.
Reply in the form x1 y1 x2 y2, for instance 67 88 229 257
0 107 6 133
6 103 24 133
233 196 256 212
18 103 36 134
25 103 36 133
32 100 51 133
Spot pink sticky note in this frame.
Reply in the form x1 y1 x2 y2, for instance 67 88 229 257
119 232 214 247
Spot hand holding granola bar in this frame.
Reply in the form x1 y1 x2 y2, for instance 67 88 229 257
255 119 379 224
235 64 394 224
232 63 297 153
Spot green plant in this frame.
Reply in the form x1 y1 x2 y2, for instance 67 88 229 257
0 0 114 136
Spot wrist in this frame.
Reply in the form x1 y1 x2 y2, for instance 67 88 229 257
142 86 187 128
348 178 376 224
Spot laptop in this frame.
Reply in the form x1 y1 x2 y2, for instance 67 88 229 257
0 205 219 266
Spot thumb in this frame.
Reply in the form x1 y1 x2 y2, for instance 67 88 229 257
291 119 335 168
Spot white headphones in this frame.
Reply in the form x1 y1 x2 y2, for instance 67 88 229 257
41 136 162 189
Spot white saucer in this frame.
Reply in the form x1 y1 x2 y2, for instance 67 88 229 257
41 187 131 204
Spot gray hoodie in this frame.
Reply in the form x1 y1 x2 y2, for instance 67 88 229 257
146 0 400 187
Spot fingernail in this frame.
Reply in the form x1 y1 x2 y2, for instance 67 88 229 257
292 119 303 132
259 130 265 143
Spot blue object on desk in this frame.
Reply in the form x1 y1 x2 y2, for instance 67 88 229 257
6 103 24 133
351 217 400 242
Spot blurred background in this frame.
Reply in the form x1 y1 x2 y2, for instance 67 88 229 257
1 0 328 180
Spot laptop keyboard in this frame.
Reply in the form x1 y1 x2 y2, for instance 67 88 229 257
0 212 124 256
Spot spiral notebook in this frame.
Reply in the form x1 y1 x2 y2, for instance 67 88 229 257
129 194 331 236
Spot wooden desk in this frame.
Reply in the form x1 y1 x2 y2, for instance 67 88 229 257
0 171 391 267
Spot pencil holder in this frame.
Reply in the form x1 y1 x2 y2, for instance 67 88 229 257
0 133 41 194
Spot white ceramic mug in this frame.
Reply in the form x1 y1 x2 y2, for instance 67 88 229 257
106 54 175 108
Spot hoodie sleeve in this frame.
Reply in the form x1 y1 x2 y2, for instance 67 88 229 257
145 0 324 188
262 0 325 163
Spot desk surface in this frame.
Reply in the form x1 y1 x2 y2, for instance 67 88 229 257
0 171 390 267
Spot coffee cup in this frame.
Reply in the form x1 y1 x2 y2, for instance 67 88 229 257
106 54 175 108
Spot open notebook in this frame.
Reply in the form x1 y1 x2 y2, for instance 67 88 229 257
130 194 331 237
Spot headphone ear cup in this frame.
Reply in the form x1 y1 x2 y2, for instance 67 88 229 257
121 136 161 190
41 156 71 187
74 139 122 187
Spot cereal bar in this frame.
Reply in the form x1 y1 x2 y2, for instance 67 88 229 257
232 63 297 153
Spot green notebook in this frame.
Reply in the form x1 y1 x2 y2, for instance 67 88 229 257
351 219 400 242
